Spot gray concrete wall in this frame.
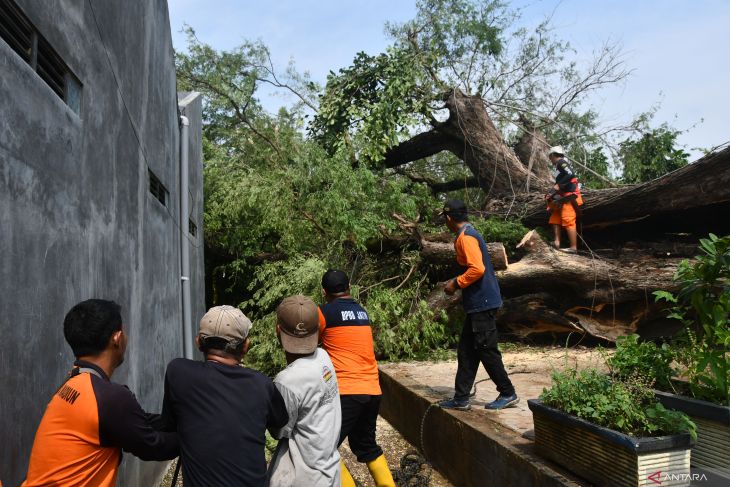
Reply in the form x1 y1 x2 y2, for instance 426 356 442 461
0 1 204 485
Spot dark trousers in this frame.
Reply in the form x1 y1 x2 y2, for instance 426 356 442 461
339 394 383 463
454 309 515 401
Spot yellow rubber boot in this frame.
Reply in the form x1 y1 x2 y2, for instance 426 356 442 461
366 454 396 487
340 459 356 487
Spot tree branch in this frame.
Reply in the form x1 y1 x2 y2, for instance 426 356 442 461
395 168 480 193
180 73 283 158
381 129 460 168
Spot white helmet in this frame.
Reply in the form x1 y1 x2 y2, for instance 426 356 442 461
548 145 565 157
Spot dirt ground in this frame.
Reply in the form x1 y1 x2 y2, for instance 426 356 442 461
339 415 452 487
159 415 452 487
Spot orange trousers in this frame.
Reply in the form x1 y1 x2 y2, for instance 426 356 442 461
548 195 583 229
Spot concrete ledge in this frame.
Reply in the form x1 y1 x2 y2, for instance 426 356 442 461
379 368 586 487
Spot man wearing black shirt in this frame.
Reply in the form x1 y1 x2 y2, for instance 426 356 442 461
160 305 288 487
546 145 583 252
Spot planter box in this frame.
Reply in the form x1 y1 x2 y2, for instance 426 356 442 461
655 390 730 479
528 399 693 487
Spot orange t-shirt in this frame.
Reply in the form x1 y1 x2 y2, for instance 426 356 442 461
23 362 178 486
23 372 119 487
318 298 381 396
454 231 486 289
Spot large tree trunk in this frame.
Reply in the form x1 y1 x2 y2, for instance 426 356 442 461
512 114 554 190
375 90 728 340
366 232 508 271
426 230 684 341
383 89 552 196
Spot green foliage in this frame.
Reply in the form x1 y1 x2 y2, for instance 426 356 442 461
311 47 433 162
541 368 696 439
580 147 611 189
366 284 454 361
469 217 528 254
240 256 329 376
607 334 676 391
654 234 730 404
265 431 278 462
387 0 506 93
619 125 689 183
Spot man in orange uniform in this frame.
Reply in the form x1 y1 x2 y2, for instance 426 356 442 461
318 270 396 487
546 145 584 253
23 299 179 486
438 200 518 411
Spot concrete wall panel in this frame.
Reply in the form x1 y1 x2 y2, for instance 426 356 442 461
0 1 203 484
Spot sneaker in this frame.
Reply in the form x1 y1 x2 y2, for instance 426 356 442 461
485 394 519 410
438 398 471 411
558 248 578 254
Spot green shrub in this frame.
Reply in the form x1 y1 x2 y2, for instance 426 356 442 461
540 368 696 439
655 233 730 404
240 255 329 376
240 256 456 374
366 284 454 361
470 217 528 256
607 334 676 391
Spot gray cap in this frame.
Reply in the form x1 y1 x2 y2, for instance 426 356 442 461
199 305 252 344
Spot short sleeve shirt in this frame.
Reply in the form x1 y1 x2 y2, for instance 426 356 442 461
268 349 341 487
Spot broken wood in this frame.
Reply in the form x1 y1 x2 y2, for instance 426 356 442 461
512 114 553 191
425 230 683 341
420 239 508 271
367 215 509 270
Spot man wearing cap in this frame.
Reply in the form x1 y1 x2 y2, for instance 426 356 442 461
439 200 519 411
267 295 341 487
159 305 288 487
318 270 396 487
546 145 583 253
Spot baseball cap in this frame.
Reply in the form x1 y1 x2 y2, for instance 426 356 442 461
276 295 319 354
199 305 252 345
438 199 468 218
322 269 350 294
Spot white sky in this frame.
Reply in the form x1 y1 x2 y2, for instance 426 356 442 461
168 0 730 160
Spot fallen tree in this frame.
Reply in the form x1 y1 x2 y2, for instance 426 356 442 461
427 230 684 341
382 89 553 197
368 214 509 271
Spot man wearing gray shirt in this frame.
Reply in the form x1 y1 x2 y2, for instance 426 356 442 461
268 295 342 487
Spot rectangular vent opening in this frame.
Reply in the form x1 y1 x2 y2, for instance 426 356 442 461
148 169 168 207
0 0 82 113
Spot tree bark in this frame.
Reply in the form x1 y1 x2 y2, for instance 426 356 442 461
425 230 683 341
380 89 552 196
420 239 508 270
366 233 508 271
512 114 554 190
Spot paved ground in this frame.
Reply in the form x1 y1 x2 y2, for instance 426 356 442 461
380 344 608 438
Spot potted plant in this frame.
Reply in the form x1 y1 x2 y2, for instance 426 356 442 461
529 368 696 487
610 234 730 478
